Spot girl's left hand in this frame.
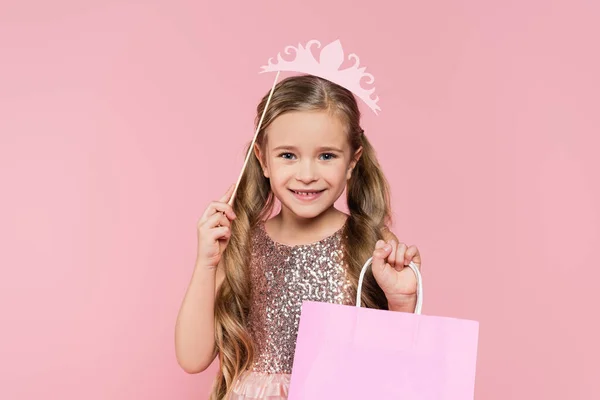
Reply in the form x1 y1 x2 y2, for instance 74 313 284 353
370 239 421 311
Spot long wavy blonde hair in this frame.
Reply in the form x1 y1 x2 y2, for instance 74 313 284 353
211 75 393 399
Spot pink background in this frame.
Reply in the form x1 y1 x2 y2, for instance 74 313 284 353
1 0 598 399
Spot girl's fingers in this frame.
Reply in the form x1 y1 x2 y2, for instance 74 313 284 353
388 240 397 267
371 240 397 291
204 211 231 229
218 184 237 219
209 225 231 241
396 242 408 269
198 184 236 224
405 245 421 267
200 201 236 224
219 184 236 203
380 239 417 270
372 240 392 271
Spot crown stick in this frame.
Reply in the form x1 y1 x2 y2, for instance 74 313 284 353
227 70 281 207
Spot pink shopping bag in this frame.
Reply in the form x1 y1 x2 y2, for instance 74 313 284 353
288 258 479 399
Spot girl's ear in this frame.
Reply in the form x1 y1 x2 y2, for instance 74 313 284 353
253 143 270 178
346 146 363 180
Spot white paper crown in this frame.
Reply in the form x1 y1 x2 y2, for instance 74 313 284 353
259 39 381 115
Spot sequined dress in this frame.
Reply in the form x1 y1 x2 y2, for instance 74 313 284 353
229 220 354 399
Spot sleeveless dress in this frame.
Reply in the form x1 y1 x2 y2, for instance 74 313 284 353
229 220 354 399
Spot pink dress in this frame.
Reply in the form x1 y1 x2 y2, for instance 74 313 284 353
229 221 353 399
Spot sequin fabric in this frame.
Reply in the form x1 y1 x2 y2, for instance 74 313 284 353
247 221 353 374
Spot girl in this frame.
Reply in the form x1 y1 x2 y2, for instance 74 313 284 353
175 74 422 399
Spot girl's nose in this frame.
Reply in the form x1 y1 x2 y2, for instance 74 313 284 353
296 160 318 183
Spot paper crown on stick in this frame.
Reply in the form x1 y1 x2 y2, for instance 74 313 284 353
259 39 381 115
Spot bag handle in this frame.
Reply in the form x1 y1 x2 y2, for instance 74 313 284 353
356 258 423 315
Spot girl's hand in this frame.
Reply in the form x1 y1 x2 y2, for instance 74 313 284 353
370 239 422 312
195 184 237 270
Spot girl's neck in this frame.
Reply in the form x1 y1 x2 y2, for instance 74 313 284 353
265 207 348 247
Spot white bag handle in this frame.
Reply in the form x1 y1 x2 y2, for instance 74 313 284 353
356 258 423 315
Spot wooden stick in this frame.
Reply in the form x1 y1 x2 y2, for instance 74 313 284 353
228 71 281 207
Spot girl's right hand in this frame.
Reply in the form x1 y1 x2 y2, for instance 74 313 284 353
195 184 237 270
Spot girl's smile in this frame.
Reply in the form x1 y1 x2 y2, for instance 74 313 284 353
289 188 326 202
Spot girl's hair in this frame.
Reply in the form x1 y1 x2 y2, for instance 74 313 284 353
211 74 393 399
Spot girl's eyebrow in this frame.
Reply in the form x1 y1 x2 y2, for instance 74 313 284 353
272 145 344 152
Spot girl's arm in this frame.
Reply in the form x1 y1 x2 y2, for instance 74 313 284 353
174 259 226 373
175 184 235 373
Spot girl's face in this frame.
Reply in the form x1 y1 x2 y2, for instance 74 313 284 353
255 110 362 221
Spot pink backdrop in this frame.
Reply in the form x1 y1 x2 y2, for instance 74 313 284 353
1 1 598 399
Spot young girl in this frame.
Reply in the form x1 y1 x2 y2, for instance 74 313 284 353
175 74 422 399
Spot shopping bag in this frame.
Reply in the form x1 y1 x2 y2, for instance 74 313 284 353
288 258 479 399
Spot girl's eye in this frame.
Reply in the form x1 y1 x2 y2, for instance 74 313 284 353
277 152 337 160
320 153 337 160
